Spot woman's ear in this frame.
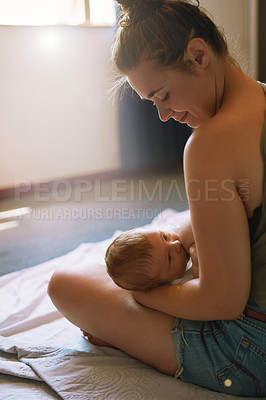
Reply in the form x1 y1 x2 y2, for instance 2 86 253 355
185 38 210 69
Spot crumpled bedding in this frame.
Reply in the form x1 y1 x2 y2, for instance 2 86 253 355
0 209 262 400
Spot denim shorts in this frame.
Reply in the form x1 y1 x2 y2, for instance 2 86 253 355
171 314 266 397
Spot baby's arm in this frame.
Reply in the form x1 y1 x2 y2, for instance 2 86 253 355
188 243 199 278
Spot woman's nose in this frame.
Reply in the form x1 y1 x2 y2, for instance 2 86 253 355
156 104 173 122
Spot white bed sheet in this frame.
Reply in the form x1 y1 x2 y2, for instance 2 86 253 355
0 209 263 400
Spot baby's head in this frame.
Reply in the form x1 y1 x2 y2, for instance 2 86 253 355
105 228 188 291
105 228 155 291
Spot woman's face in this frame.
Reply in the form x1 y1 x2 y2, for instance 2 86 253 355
127 59 217 128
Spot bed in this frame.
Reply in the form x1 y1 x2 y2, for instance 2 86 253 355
0 209 263 400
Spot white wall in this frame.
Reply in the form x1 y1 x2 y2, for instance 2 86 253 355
201 0 256 77
0 25 120 190
0 1 257 190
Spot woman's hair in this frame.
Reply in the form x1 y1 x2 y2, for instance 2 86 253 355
112 0 228 74
105 229 160 291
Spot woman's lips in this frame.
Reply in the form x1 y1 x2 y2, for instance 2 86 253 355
173 112 188 123
180 112 188 123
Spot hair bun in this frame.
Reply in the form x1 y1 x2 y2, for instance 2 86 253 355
116 0 161 14
115 0 133 10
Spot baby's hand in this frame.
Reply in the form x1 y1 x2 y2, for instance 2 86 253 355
189 243 199 278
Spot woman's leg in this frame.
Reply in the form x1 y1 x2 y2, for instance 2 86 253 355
48 263 178 376
80 329 114 347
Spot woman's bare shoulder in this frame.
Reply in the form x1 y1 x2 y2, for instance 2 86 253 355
184 105 262 177
184 116 236 176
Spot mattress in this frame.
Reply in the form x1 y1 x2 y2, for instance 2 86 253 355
0 209 262 400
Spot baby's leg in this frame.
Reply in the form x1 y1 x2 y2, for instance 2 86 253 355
48 263 178 376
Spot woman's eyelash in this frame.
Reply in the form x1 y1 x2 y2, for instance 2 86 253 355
162 93 169 102
153 93 169 106
168 254 172 263
163 233 167 241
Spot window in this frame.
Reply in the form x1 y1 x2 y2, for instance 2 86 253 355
0 0 116 26
89 0 116 25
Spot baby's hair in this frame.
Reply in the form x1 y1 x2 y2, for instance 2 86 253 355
112 0 228 75
105 229 161 291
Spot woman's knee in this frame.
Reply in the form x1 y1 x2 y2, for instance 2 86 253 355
47 269 71 306
48 264 110 309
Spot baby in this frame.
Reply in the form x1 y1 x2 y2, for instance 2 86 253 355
82 227 198 345
105 227 198 291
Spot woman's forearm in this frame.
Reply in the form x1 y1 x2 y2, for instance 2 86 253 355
133 279 206 320
133 277 239 321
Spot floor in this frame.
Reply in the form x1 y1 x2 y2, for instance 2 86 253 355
0 169 188 276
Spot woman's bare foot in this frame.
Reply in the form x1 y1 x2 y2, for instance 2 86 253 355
81 330 115 348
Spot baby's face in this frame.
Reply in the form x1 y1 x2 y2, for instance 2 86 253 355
144 229 188 284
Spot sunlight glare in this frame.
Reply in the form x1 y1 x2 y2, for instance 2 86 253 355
41 30 61 51
90 0 116 25
0 0 85 26
0 221 20 231
0 207 31 220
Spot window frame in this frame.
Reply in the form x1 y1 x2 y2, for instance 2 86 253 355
0 0 116 28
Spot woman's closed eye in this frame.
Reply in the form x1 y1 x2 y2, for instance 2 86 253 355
168 254 172 263
161 93 169 102
163 233 168 241
153 93 169 106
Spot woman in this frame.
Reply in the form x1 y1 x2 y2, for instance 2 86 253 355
48 0 266 396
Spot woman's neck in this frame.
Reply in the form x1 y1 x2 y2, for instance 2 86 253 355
218 57 250 111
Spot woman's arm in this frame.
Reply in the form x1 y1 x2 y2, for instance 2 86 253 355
134 127 251 321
